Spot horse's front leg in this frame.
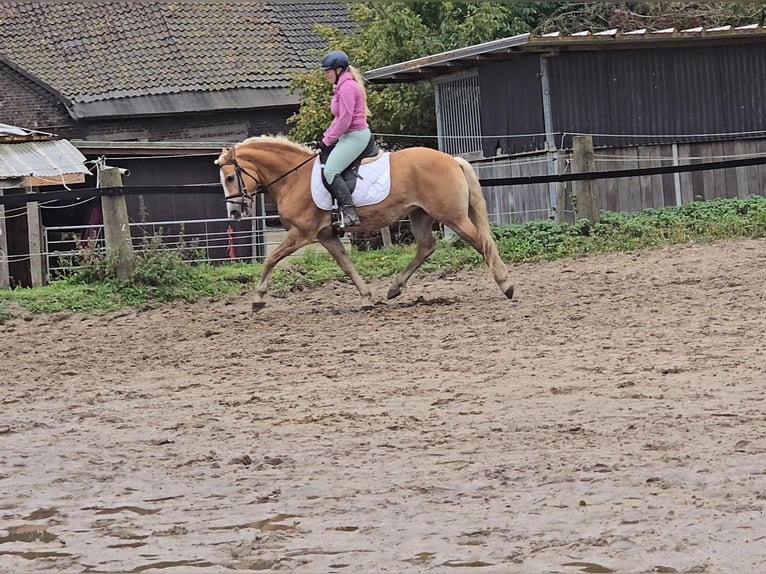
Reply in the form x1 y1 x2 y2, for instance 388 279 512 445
252 228 311 312
317 233 374 310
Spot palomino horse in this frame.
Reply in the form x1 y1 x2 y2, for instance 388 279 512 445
215 136 514 311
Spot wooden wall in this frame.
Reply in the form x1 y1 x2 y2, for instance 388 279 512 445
473 155 552 224
471 137 766 226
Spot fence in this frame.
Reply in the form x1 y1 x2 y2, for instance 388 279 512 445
3 139 766 288
43 213 343 279
473 136 766 225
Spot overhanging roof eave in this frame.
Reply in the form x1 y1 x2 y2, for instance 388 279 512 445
70 140 231 155
365 25 766 84
67 88 301 120
365 33 531 84
0 139 89 179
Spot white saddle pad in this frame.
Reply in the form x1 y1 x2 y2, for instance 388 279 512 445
310 153 391 211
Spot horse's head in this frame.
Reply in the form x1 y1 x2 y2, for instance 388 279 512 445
215 146 257 220
215 136 315 221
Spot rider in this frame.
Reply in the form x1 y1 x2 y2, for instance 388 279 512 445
318 50 371 228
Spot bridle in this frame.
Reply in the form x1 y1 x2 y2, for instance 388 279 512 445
219 145 319 205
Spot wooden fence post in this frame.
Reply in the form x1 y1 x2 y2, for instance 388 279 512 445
99 166 134 280
380 225 392 248
26 196 45 287
573 135 600 222
556 178 572 225
0 185 9 289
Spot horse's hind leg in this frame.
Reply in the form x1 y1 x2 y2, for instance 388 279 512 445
252 228 312 312
317 232 374 310
447 216 514 298
387 209 436 299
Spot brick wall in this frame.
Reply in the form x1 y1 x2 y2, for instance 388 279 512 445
0 62 294 141
0 64 71 130
71 108 294 142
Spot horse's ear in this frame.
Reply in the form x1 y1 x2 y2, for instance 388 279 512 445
214 147 230 165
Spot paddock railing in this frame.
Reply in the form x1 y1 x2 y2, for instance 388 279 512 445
43 214 333 279
4 138 766 288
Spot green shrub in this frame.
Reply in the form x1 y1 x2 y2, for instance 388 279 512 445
1 196 765 316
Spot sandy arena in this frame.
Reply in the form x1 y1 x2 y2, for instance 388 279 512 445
1 238 765 574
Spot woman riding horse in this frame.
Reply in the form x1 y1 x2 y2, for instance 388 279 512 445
216 135 515 312
318 50 370 229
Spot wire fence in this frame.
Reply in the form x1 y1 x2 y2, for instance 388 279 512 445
4 134 766 287
43 214 298 278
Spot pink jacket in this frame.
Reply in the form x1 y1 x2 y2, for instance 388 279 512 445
322 72 369 146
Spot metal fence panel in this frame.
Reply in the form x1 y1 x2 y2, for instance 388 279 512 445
44 214 289 277
435 72 482 156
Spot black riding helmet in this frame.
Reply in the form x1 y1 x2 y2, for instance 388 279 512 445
320 50 349 72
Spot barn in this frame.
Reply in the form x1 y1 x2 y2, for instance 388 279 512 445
0 0 353 281
365 24 766 224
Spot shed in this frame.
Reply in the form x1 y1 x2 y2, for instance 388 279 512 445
0 1 354 133
0 124 89 288
365 25 766 222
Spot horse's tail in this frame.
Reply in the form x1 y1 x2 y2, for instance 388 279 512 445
454 157 513 297
454 156 496 254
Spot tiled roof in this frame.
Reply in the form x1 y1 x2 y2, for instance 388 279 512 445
0 1 354 117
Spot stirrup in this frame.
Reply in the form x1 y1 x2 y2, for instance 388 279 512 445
340 208 360 228
331 204 359 229
331 209 346 231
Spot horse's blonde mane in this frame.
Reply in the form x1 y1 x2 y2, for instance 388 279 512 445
238 135 313 155
215 135 313 166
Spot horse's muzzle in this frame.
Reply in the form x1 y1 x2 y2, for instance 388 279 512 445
226 200 250 221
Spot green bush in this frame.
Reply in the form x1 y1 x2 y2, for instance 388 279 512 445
1 196 765 316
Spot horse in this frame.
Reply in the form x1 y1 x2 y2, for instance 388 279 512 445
214 136 514 312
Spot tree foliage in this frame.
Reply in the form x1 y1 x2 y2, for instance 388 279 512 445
535 2 765 34
288 2 545 149
288 2 765 149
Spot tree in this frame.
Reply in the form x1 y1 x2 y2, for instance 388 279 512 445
288 2 764 149
288 2 545 149
534 2 765 34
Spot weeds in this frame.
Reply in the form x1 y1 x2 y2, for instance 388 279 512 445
1 196 764 316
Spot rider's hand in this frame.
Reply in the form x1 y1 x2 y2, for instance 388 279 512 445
318 140 331 163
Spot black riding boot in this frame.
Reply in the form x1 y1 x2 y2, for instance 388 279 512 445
328 174 360 227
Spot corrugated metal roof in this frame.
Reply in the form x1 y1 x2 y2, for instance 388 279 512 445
0 123 56 141
366 24 766 84
0 139 90 179
0 123 30 137
365 33 531 84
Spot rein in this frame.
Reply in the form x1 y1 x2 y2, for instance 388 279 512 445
221 145 318 203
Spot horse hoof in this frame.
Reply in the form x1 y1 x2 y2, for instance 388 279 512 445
252 301 266 313
387 287 401 300
360 303 374 311
504 285 515 300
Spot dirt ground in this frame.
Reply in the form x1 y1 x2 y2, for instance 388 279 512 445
1 238 765 574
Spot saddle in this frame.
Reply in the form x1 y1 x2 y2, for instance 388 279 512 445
321 134 381 195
